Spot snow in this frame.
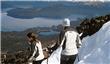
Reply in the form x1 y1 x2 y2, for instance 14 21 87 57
41 46 62 64
75 21 110 64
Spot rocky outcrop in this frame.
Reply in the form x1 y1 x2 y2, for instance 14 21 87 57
76 14 110 39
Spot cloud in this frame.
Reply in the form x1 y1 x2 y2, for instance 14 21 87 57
1 0 110 2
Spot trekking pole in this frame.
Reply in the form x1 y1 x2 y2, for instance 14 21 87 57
47 51 50 64
47 56 49 64
77 54 80 62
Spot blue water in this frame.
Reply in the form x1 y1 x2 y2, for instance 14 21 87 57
1 1 110 31
39 31 60 36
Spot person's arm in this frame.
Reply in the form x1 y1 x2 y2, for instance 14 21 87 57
76 34 82 48
48 31 63 51
60 32 66 46
58 31 62 45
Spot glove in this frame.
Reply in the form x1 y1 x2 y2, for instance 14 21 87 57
29 57 33 61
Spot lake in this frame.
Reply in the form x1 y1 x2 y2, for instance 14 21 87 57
39 31 60 36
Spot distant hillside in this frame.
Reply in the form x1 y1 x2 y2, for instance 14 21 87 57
1 27 59 53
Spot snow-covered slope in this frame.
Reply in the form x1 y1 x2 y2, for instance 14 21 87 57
75 21 110 64
41 46 62 64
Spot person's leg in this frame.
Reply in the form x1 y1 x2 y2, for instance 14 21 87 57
38 59 44 64
61 55 69 64
33 59 44 64
33 61 37 64
33 61 41 64
67 54 77 64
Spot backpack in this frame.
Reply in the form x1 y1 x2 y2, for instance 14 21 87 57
28 43 39 59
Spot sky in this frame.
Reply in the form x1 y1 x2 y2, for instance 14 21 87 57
1 0 110 2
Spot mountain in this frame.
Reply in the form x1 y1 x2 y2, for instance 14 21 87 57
75 21 110 64
1 27 59 53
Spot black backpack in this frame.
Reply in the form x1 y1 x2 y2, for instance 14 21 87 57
28 43 39 58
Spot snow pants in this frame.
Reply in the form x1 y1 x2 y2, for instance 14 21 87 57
61 54 77 64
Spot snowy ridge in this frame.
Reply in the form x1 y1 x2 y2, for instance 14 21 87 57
76 21 110 64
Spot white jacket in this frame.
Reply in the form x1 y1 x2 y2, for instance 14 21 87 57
61 31 82 55
29 41 44 61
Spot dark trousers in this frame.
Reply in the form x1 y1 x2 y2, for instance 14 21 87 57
61 54 77 64
33 59 43 64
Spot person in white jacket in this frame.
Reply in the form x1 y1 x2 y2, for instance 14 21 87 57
27 32 44 64
60 18 82 64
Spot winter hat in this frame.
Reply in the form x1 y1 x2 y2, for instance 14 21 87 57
63 18 70 27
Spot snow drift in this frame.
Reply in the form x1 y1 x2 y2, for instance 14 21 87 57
75 21 110 64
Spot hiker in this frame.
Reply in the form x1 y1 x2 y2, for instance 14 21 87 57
27 32 44 64
60 18 82 64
